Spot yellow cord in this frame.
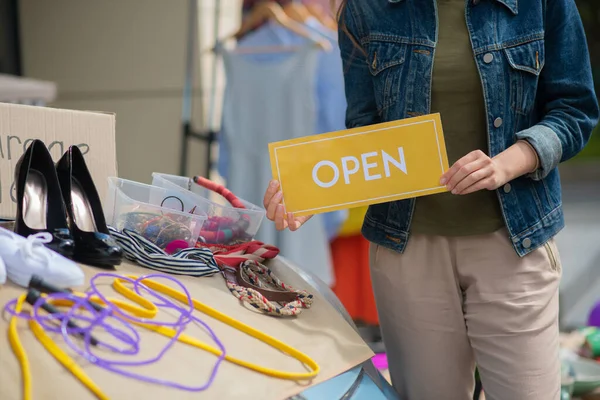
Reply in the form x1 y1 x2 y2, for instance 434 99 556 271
114 275 320 379
9 295 31 400
9 274 320 399
29 319 109 400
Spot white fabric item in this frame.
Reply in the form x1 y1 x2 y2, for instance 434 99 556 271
0 227 84 288
0 256 5 285
219 44 335 286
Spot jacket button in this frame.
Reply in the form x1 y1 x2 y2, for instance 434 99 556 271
483 53 494 64
503 183 512 193
522 238 532 249
472 0 480 4
494 117 503 128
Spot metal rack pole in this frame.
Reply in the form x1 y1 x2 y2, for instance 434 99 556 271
180 0 220 178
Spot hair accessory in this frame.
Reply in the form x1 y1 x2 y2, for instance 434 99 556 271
151 173 265 245
164 239 191 255
192 176 253 244
224 260 314 317
206 241 313 316
119 212 195 248
209 241 280 267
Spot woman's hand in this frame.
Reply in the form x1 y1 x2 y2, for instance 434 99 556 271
441 141 539 195
440 150 508 195
263 180 313 231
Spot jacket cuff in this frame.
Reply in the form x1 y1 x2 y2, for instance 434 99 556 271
515 124 563 180
517 139 540 173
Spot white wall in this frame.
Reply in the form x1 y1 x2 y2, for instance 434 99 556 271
19 0 241 183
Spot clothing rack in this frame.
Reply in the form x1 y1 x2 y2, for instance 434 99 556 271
177 3 400 398
179 0 220 178
179 0 309 178
178 0 322 178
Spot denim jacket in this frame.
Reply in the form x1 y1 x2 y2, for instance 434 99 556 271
339 0 599 256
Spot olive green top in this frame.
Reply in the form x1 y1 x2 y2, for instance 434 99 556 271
410 0 505 236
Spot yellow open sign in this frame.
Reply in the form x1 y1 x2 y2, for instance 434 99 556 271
269 113 450 217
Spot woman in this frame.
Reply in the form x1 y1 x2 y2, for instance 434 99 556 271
263 0 599 398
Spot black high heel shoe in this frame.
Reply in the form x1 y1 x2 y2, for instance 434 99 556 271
56 145 122 268
14 139 75 257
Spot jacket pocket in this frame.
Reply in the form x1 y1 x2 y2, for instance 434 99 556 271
367 40 408 114
369 243 381 267
543 239 561 273
504 39 545 115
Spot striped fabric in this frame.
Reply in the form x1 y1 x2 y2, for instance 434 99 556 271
108 227 219 277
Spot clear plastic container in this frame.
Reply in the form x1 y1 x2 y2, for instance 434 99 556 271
151 173 265 244
104 177 207 249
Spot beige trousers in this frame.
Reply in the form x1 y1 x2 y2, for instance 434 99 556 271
370 229 561 400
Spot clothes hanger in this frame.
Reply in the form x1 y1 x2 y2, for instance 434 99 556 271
282 2 312 23
305 3 337 31
221 1 331 53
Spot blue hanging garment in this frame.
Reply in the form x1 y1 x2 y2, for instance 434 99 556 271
217 18 348 242
218 41 335 285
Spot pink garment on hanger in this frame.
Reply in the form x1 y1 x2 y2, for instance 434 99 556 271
242 0 334 29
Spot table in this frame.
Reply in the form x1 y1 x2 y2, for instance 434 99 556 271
0 258 374 399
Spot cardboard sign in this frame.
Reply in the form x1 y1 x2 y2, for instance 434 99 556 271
0 103 117 219
269 113 449 216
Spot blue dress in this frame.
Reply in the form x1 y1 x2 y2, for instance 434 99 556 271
218 41 335 285
217 18 349 242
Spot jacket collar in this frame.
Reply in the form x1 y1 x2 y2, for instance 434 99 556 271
387 0 518 15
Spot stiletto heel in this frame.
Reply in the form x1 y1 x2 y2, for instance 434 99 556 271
14 139 75 257
56 145 122 268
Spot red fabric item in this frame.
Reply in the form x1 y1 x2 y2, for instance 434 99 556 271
192 176 246 209
330 234 379 325
209 241 280 268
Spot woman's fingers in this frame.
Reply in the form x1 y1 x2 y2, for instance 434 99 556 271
297 214 313 226
445 156 490 192
452 168 491 194
264 180 312 231
287 213 313 231
263 180 280 209
275 204 288 231
441 150 483 185
458 177 496 195
287 212 300 231
266 190 283 221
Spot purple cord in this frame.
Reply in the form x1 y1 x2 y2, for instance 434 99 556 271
3 273 226 392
